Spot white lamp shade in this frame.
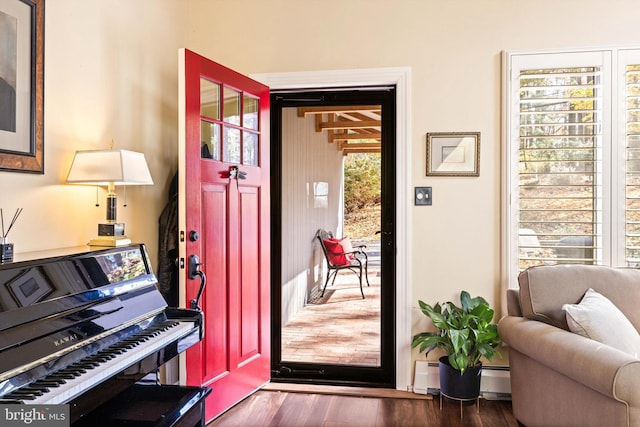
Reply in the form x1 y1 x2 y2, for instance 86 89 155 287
66 149 154 186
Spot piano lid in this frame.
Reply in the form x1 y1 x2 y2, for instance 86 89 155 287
0 245 159 335
0 244 171 383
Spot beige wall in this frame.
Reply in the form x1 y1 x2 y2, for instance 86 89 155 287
0 0 188 265
184 0 640 311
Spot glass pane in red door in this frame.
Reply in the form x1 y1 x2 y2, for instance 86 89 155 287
201 79 220 119
243 95 259 130
243 131 258 166
224 126 241 163
224 87 241 125
201 121 220 160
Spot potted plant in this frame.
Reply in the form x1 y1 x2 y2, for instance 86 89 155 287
412 290 502 400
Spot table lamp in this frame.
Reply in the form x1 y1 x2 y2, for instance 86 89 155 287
66 148 153 246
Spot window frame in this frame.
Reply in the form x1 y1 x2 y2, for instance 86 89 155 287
500 47 640 289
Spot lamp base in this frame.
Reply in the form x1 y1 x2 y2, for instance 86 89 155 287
98 223 125 237
89 235 132 247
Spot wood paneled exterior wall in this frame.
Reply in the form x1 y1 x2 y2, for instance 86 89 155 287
281 108 345 325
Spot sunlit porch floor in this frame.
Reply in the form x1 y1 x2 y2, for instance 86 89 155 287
281 264 382 366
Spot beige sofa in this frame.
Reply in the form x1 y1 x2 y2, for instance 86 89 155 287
498 264 640 427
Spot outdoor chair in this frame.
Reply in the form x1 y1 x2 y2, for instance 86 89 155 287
316 229 370 299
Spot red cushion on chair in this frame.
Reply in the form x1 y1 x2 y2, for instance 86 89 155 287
323 237 355 266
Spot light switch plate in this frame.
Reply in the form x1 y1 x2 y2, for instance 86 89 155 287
414 187 432 205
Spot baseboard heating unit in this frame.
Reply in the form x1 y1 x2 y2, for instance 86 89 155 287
412 361 512 400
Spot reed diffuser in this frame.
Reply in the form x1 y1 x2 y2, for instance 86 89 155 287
1 208 22 262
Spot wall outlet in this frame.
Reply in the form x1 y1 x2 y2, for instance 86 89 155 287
414 187 432 205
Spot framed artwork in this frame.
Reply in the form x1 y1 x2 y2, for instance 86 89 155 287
0 0 44 173
426 132 480 176
7 267 52 307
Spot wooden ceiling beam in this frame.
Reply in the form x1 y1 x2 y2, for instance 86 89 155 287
315 114 323 132
352 128 378 135
338 112 377 122
297 105 381 117
319 120 381 130
330 132 381 143
296 105 383 154
338 142 381 151
343 148 382 155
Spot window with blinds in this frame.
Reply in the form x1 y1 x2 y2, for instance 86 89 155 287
518 66 603 271
505 49 640 286
626 64 640 266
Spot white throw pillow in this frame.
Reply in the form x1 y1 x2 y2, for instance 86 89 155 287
562 288 640 358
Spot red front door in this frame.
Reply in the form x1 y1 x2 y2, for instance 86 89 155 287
178 48 270 421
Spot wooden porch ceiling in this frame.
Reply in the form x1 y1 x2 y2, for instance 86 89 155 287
297 105 381 155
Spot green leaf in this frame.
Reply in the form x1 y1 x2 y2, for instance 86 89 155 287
476 342 495 360
472 304 494 323
460 291 472 311
449 329 469 354
451 352 469 374
429 312 449 330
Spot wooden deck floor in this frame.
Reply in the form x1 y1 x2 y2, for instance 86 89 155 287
281 264 382 366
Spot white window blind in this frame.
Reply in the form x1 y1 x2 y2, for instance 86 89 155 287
625 60 640 266
517 66 603 271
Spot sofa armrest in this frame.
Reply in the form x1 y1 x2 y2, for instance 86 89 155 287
499 315 640 403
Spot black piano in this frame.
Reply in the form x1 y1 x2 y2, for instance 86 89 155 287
0 244 209 426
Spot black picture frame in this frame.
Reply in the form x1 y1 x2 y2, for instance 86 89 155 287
7 267 52 307
0 0 44 173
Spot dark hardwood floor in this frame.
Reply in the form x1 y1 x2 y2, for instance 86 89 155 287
208 388 518 427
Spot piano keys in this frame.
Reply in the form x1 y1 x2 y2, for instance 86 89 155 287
0 244 208 426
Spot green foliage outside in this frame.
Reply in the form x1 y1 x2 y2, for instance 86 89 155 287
343 153 381 241
344 153 381 213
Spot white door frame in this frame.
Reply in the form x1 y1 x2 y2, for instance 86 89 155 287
251 67 412 390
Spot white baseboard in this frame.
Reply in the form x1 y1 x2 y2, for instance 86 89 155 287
412 361 511 399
